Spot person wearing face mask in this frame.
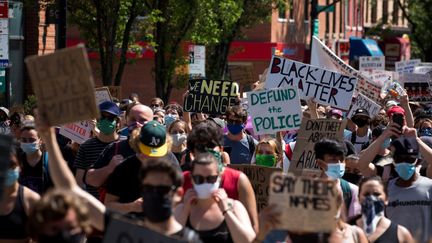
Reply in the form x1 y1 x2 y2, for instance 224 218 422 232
73 101 122 200
223 106 257 165
347 109 372 154
253 139 282 168
165 103 183 128
18 120 52 194
84 103 153 199
175 152 256 243
35 120 201 243
0 142 40 243
168 120 188 164
416 118 432 137
350 176 414 243
385 136 432 243
314 139 361 218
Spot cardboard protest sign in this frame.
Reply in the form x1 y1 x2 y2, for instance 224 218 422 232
104 215 186 243
228 164 281 211
95 87 112 105
25 45 99 126
268 172 338 232
288 118 346 177
398 73 432 102
311 37 381 103
414 64 432 75
347 93 381 119
359 56 385 72
265 56 357 110
0 134 12 200
183 79 239 115
371 70 393 87
59 121 93 144
395 59 421 74
246 87 302 135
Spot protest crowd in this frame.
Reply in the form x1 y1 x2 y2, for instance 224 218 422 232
1 40 432 243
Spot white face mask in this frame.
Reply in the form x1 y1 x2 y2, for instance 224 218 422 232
193 180 220 199
171 134 187 147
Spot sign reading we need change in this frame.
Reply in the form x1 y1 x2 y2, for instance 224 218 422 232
184 79 239 115
247 87 302 135
265 56 357 110
288 118 346 177
269 172 338 232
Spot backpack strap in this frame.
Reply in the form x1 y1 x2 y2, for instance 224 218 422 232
340 179 352 212
350 130 357 144
246 134 255 156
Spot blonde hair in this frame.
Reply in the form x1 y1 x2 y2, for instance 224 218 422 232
256 138 282 163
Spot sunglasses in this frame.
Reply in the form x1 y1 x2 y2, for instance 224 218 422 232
192 175 219 184
21 137 38 143
141 185 176 195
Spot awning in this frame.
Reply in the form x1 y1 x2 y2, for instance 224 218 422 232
349 37 384 60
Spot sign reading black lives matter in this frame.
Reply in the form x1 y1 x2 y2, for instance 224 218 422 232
25 45 99 126
269 172 338 232
184 79 239 115
288 118 346 177
265 56 358 110
228 164 281 211
246 87 302 135
103 215 187 243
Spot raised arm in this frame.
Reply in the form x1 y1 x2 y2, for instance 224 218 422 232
398 95 414 128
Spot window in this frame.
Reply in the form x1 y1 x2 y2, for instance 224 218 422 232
278 1 287 20
371 0 377 23
365 0 369 23
392 0 399 24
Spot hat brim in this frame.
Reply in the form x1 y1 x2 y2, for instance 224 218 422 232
138 142 168 157
352 114 370 119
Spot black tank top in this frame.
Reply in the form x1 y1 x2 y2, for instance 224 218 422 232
0 186 29 239
374 221 399 243
186 217 233 243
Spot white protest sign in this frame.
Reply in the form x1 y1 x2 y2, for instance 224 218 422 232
265 56 357 110
95 87 112 105
247 87 302 135
398 73 432 102
371 70 393 87
268 172 338 232
414 64 432 75
395 59 421 74
347 93 381 118
59 121 93 144
311 37 381 103
359 56 385 72
188 45 205 78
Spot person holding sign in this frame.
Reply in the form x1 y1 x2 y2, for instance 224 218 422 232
314 139 361 218
175 152 256 243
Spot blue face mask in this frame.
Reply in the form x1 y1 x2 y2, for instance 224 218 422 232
164 114 177 128
325 162 345 179
20 142 39 154
419 127 432 137
227 124 245 135
381 138 391 149
394 162 416 180
5 168 19 186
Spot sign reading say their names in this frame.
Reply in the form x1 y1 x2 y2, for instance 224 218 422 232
359 56 385 72
228 164 281 211
103 215 186 243
288 118 346 177
347 93 381 119
184 79 239 115
25 45 99 126
59 121 93 144
265 56 357 110
246 87 302 135
268 172 338 232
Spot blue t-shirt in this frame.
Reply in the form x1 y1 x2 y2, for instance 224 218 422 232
223 134 257 164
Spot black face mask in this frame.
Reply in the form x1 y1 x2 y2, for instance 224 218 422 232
342 173 363 185
38 231 85 243
142 191 172 223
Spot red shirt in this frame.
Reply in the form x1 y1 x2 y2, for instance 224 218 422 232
183 167 241 199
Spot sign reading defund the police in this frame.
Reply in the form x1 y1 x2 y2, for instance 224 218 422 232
246 87 302 135
265 56 357 110
184 79 239 115
288 118 346 178
269 172 338 232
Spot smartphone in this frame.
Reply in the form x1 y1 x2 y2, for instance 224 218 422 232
392 113 404 132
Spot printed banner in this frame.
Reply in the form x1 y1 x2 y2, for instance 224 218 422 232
311 37 381 103
228 164 281 211
395 59 421 74
25 45 99 126
246 87 302 135
268 172 338 232
347 93 381 119
265 56 357 110
398 73 432 102
288 118 346 177
59 121 93 144
183 79 239 115
359 56 385 72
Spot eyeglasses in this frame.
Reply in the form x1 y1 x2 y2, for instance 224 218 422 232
192 175 219 184
141 185 176 194
20 137 37 143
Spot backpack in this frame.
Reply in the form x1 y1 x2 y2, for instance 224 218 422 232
340 178 352 212
246 134 256 156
